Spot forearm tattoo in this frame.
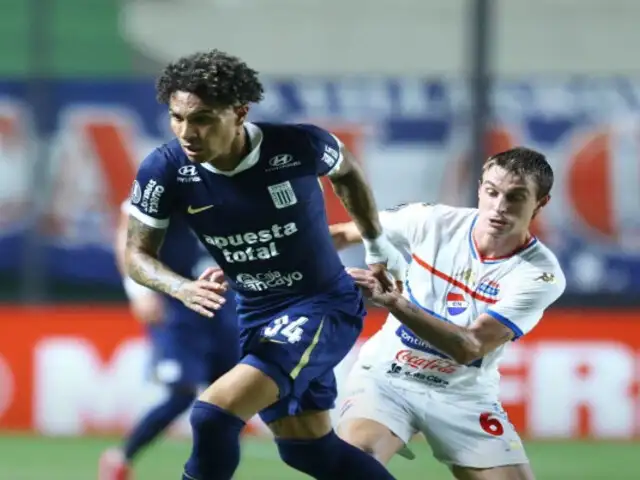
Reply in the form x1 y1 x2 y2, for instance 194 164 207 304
329 153 381 239
125 217 187 297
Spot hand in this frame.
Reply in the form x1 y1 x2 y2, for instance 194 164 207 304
365 242 407 293
198 267 228 289
175 275 227 318
347 267 402 308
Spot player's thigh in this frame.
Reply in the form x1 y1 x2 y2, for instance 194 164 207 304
199 306 359 422
198 363 279 421
337 369 415 463
260 363 341 438
338 418 404 465
451 463 535 480
416 397 529 470
269 409 333 439
265 372 405 463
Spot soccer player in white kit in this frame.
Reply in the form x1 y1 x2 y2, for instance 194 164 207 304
330 147 566 479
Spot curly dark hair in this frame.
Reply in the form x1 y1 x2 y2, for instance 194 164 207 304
482 147 554 199
155 50 264 106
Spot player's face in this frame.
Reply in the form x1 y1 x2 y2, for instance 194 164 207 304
477 166 548 236
168 91 247 163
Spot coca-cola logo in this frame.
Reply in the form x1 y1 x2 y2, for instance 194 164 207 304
395 349 459 374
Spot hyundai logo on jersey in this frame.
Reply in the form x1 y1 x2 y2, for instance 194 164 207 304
446 291 468 315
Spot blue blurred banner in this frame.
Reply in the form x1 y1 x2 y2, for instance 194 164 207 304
0 78 639 292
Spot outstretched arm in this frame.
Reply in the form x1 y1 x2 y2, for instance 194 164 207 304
327 144 405 286
329 202 433 254
385 298 513 365
327 146 382 241
329 222 363 250
347 267 515 365
348 264 565 365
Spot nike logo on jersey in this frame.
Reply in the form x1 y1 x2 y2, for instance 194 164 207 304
187 205 214 214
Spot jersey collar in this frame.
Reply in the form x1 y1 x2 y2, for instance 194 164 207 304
469 214 537 264
200 122 263 177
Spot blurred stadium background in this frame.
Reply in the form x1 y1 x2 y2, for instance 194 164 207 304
1 0 640 478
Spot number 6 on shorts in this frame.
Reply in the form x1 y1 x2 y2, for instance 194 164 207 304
479 412 504 436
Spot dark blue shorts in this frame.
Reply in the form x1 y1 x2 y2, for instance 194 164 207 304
239 292 365 424
148 318 240 389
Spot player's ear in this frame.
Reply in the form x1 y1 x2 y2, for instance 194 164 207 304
532 194 550 218
234 105 249 125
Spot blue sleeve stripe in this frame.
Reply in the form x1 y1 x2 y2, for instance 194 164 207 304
486 309 523 341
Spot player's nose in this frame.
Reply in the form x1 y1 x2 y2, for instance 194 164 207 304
495 195 508 213
178 122 199 142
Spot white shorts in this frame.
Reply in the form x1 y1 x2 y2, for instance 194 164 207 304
338 367 529 469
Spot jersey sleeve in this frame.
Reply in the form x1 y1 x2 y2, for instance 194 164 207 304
378 203 434 254
295 123 344 176
128 148 177 229
486 267 566 340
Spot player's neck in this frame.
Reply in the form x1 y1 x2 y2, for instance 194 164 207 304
206 127 250 172
472 225 531 260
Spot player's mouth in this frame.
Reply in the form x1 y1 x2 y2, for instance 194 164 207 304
488 217 509 228
181 144 205 158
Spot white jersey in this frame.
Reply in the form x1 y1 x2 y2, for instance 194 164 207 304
355 203 566 399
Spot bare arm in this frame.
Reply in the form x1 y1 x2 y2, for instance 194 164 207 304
124 216 189 298
386 297 514 365
328 222 362 250
114 209 129 275
328 146 382 240
115 207 163 324
327 144 408 286
347 267 514 365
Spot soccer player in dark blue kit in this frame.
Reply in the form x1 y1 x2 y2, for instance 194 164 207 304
99 200 239 480
124 50 403 480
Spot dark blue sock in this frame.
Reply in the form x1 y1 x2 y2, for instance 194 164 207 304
182 400 245 480
123 388 195 462
277 430 396 479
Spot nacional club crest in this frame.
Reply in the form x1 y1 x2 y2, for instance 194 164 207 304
446 290 468 316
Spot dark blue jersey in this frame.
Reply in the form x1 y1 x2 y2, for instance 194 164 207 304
129 122 356 327
124 200 236 327
159 213 235 325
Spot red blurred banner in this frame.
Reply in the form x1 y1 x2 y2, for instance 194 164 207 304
0 306 639 439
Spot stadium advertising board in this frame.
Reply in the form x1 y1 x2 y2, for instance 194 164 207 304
0 306 639 439
1 79 640 294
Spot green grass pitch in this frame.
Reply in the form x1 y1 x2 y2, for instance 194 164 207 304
0 433 637 479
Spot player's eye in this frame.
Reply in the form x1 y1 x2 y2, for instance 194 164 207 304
170 113 183 122
191 115 216 125
507 193 527 202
